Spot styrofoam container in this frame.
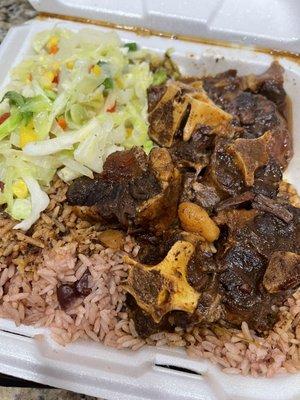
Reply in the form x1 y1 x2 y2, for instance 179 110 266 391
0 2 299 399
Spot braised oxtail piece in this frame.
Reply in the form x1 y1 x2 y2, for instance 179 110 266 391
67 147 181 234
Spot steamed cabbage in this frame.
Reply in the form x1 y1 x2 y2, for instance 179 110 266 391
0 28 155 230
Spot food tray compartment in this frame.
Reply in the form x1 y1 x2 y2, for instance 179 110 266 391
29 0 300 53
0 18 299 400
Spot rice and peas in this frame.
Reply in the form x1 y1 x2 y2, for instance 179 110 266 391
0 178 298 377
0 28 299 377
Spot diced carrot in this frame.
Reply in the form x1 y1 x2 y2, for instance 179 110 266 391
49 44 59 55
0 112 10 125
57 117 67 130
107 102 116 113
46 36 58 50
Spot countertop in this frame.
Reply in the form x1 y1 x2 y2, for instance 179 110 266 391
0 388 97 400
0 2 98 398
0 0 36 43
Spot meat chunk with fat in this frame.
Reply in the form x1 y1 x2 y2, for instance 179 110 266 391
67 147 181 233
214 209 258 240
223 292 280 332
204 138 246 197
147 80 233 148
218 242 278 331
135 148 181 233
203 62 286 115
205 158 282 211
217 205 300 258
242 61 286 113
201 94 289 198
227 92 281 138
148 63 291 199
202 63 291 184
202 69 243 110
252 159 282 199
170 125 214 172
181 173 220 212
148 82 189 147
215 203 300 331
250 212 299 256
263 252 300 293
227 92 292 169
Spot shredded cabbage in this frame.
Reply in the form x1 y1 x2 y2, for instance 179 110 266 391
0 28 155 229
14 177 49 231
11 198 31 220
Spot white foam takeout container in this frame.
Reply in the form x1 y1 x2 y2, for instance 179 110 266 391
0 1 299 399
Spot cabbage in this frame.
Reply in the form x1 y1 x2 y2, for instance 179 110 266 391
58 166 81 182
60 157 93 179
152 68 168 86
14 177 49 231
33 111 51 139
11 198 31 220
19 94 51 114
0 27 154 229
69 103 88 126
23 117 101 156
74 117 114 173
0 142 56 220
0 111 23 140
0 91 52 141
32 30 52 53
